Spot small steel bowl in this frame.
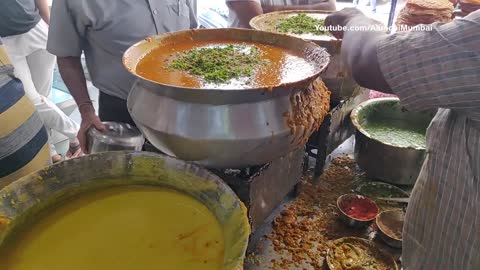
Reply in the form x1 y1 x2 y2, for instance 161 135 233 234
376 210 405 249
337 194 380 228
326 237 399 270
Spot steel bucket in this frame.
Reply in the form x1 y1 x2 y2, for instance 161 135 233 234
351 98 436 185
123 28 331 168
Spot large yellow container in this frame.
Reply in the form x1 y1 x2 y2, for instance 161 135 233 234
0 151 250 270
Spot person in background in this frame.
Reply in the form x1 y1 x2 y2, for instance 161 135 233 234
47 0 198 153
226 0 336 28
325 8 480 269
0 39 50 189
0 0 81 163
352 0 377 13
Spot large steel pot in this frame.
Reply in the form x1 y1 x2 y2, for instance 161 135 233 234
123 28 330 168
0 151 250 269
250 10 359 103
351 98 435 185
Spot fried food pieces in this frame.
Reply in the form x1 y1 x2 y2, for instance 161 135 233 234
396 0 454 29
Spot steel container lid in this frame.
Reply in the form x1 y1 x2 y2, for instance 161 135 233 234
88 122 145 147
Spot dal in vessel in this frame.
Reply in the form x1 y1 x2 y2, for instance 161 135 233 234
361 118 426 149
136 40 317 89
0 186 225 270
356 182 409 199
327 237 398 270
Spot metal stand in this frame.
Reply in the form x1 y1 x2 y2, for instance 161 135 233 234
306 88 370 179
387 0 399 32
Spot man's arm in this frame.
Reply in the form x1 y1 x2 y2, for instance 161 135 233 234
226 0 263 28
263 0 336 13
57 57 105 152
35 0 50 24
56 57 91 110
328 9 480 114
48 0 105 152
325 8 392 93
339 15 393 93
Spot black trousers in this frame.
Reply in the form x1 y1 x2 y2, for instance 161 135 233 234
98 92 135 125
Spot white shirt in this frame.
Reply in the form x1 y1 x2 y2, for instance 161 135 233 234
48 0 198 100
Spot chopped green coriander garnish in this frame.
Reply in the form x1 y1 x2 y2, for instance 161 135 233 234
168 44 264 84
276 13 330 36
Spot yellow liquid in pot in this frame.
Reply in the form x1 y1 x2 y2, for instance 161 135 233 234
0 186 224 270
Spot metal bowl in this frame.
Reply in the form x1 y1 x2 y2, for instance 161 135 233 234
87 122 145 153
376 210 405 249
0 152 250 269
326 237 399 270
356 181 409 199
250 10 360 103
351 98 436 185
356 181 410 209
123 28 330 168
337 194 380 228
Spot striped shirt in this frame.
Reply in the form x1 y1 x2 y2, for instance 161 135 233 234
0 41 50 189
0 42 14 89
377 11 480 270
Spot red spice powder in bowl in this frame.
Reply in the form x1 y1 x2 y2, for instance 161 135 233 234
337 194 380 227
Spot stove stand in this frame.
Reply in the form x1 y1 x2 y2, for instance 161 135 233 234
211 148 305 232
306 87 369 178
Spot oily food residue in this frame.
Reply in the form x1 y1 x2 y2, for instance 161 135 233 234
285 79 331 147
379 217 403 240
136 40 316 89
276 14 331 36
268 157 360 269
329 240 391 270
168 44 265 84
340 196 379 221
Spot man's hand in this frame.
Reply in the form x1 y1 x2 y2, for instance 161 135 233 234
78 105 105 153
35 0 50 24
325 8 365 39
226 1 263 28
325 8 392 94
